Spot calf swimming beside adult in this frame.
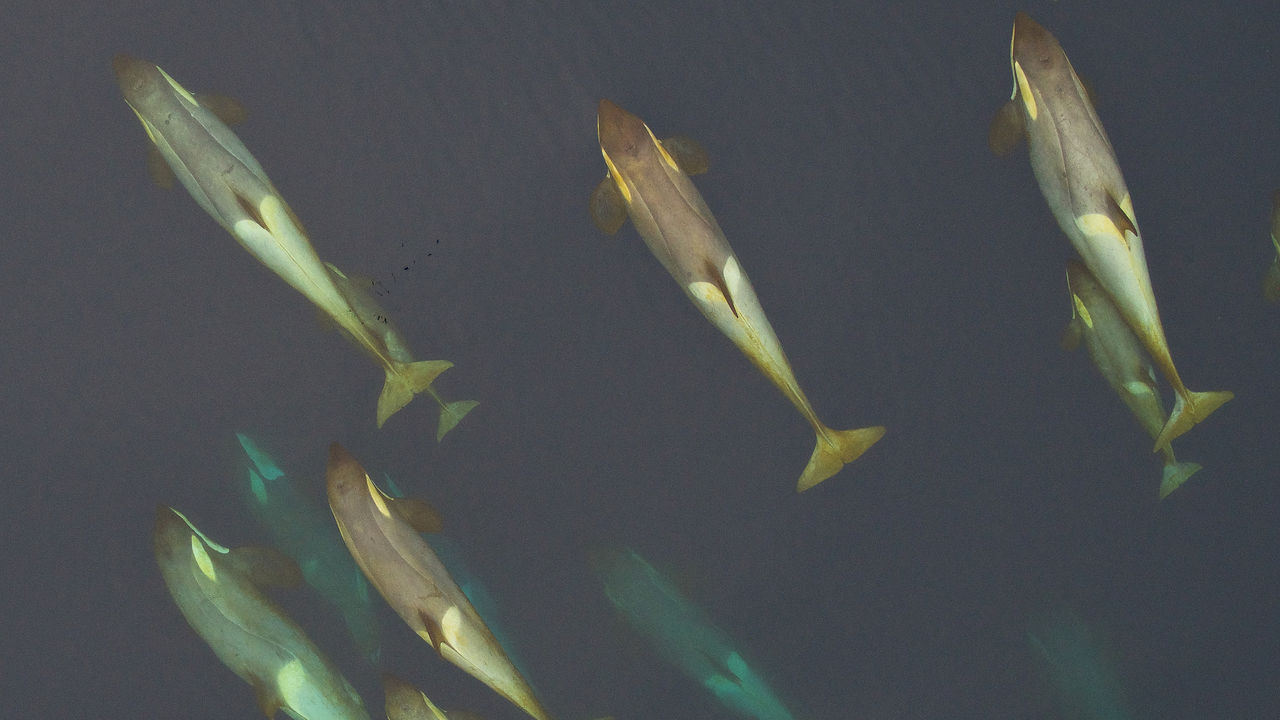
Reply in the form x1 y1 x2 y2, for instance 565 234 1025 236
989 14 1231 451
590 99 884 492
1062 262 1202 499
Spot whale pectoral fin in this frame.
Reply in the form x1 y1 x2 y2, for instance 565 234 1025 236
228 545 302 589
390 496 443 534
1060 316 1083 351
589 176 629 234
145 147 176 189
1061 290 1092 351
988 99 1025 156
1266 258 1280 302
194 93 248 126
249 674 284 718
660 135 709 175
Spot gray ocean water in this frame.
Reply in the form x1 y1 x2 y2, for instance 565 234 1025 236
3 2 1278 719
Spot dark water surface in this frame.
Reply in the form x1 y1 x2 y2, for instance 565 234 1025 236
3 2 1278 719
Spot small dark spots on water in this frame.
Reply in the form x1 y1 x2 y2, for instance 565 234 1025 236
370 237 441 295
